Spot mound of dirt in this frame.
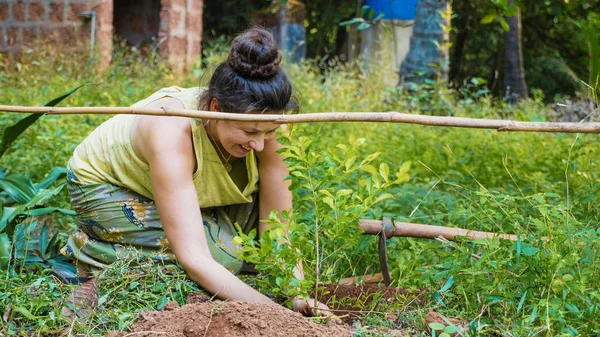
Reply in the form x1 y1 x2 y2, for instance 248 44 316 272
315 283 424 323
107 297 350 337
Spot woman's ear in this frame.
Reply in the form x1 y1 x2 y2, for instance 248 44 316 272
209 98 220 112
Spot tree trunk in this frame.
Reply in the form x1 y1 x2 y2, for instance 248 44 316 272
399 0 450 85
448 0 476 87
504 0 528 103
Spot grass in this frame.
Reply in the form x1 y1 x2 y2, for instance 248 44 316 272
1 41 599 336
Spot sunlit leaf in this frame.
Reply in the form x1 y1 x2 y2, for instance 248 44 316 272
480 13 497 24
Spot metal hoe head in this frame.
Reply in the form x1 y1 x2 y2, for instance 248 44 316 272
378 217 394 286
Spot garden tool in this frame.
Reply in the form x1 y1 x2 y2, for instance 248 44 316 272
378 217 395 286
338 218 520 286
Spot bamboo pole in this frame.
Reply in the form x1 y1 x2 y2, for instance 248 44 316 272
358 219 519 241
1 105 599 133
338 273 383 285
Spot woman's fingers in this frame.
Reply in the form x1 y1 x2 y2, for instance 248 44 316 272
293 298 333 318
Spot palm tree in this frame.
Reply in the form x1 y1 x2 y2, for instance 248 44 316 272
399 0 450 85
504 0 528 102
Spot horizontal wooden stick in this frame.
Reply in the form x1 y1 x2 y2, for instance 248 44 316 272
358 219 519 241
338 273 383 285
1 105 599 133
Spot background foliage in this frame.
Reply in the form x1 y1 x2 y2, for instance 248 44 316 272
201 0 599 101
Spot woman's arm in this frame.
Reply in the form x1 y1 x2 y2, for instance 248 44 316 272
134 99 273 304
256 137 293 236
256 137 331 316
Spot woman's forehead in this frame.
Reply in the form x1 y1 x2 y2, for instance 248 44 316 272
230 121 279 131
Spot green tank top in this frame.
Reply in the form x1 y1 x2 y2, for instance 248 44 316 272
69 86 260 207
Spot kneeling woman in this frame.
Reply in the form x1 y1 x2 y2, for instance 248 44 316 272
61 27 327 316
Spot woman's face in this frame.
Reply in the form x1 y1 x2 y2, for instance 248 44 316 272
208 98 280 158
212 120 279 158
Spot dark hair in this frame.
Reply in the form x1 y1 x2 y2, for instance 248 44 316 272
199 27 297 114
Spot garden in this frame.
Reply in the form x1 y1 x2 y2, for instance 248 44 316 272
1 1 600 336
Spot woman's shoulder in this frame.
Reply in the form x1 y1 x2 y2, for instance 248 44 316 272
132 86 204 110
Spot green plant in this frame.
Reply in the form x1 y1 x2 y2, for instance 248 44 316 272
339 5 386 32
0 169 76 276
550 14 600 103
0 85 84 159
236 130 410 303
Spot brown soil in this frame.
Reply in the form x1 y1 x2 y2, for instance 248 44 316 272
107 292 350 337
315 284 425 324
107 283 426 336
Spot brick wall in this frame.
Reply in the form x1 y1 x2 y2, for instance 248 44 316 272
1 0 202 73
158 0 202 74
0 0 96 53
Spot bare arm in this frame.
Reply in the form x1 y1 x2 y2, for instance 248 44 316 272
256 137 293 236
134 98 273 303
256 137 305 281
256 137 331 316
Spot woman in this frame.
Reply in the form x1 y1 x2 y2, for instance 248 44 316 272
61 27 328 316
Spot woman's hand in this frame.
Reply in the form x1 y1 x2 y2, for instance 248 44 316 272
292 298 332 317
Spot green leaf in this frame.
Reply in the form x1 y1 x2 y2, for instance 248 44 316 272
373 193 394 204
499 17 510 31
356 22 371 31
439 275 454 292
0 207 19 232
39 224 48 258
13 221 37 258
344 156 357 172
46 232 59 256
395 161 411 183
521 247 539 256
336 189 353 198
15 306 37 320
444 325 458 334
429 322 445 330
0 233 11 269
480 13 497 24
0 114 45 159
515 234 521 263
361 151 381 164
23 207 76 217
35 167 67 190
379 163 390 182
351 138 366 149
517 290 527 312
361 164 378 176
322 197 335 209
360 5 369 18
336 144 348 152
26 184 67 207
0 85 85 159
339 17 364 26
0 174 37 204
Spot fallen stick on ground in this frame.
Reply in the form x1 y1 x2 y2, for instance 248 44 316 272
342 220 520 285
358 219 519 241
1 105 599 133
339 273 383 285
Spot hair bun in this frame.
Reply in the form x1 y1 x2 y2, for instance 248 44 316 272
228 27 282 80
